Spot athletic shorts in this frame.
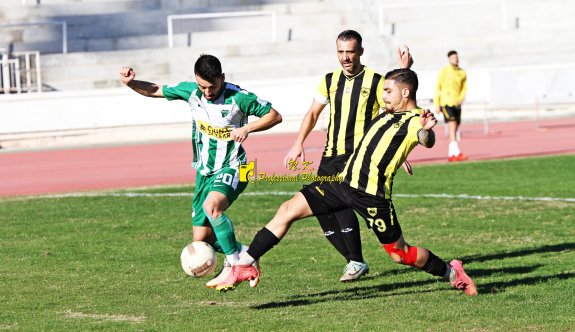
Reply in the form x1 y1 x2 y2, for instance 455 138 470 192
440 105 462 124
317 153 352 176
300 182 403 244
191 167 248 227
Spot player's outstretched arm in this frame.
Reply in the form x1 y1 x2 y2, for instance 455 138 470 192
283 100 326 168
418 109 437 148
119 66 164 98
230 108 282 143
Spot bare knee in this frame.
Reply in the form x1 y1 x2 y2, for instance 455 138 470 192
202 200 223 221
275 200 297 225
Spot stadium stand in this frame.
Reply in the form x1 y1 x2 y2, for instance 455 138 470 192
1 0 574 149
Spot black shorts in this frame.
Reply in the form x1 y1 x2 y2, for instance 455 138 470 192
317 154 352 176
300 182 402 244
440 105 462 124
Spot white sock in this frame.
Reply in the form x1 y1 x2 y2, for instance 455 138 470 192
226 252 239 265
238 251 256 266
449 141 460 157
444 264 456 283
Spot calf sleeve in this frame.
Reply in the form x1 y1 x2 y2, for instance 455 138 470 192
383 243 418 265
246 227 280 260
207 213 238 255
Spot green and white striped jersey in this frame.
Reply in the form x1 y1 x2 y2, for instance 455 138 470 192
162 81 272 176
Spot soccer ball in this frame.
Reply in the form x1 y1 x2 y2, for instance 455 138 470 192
180 241 217 277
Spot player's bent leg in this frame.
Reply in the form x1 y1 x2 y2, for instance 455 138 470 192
382 237 478 296
382 235 428 268
266 192 314 240
232 192 315 286
203 192 240 259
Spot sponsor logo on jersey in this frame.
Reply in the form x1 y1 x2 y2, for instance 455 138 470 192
221 109 231 117
197 119 232 141
361 87 370 97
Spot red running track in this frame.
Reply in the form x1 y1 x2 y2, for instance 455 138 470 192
1 118 574 197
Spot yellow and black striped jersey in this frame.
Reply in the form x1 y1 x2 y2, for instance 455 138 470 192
342 108 424 199
433 65 467 107
315 67 384 157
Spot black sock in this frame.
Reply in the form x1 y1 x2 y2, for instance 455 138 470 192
335 208 364 262
317 212 350 262
246 227 280 260
422 251 447 277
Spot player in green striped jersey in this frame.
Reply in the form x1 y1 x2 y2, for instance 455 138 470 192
222 69 477 296
120 54 282 288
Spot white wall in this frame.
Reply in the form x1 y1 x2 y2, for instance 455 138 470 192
2 64 575 135
0 76 318 134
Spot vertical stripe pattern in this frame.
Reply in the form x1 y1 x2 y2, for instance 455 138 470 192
343 109 423 199
322 67 383 157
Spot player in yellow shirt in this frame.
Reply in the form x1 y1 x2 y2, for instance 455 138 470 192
282 30 413 282
218 68 478 296
433 50 468 162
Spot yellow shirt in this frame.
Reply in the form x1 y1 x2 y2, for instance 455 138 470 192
316 67 384 157
433 65 467 107
342 108 423 199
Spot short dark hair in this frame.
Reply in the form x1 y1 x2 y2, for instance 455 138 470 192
194 54 222 83
447 50 458 57
384 68 419 100
337 30 363 49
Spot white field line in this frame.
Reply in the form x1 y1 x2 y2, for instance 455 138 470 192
6 191 575 202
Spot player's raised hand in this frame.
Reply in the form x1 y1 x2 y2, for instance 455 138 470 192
283 144 305 169
420 109 437 130
397 45 414 69
119 67 136 85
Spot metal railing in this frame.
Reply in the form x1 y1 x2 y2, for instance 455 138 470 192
0 21 68 53
167 11 277 48
1 51 42 94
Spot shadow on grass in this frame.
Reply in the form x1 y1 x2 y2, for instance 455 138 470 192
476 272 575 294
460 242 575 263
250 242 575 310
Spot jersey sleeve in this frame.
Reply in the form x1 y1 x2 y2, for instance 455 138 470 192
162 81 198 101
408 111 424 145
234 91 273 117
314 75 330 105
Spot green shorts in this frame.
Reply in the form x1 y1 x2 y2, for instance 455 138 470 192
191 167 248 227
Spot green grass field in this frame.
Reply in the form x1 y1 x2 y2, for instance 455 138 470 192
1 155 574 331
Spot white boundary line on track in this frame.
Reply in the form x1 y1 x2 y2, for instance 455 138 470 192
8 191 575 202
